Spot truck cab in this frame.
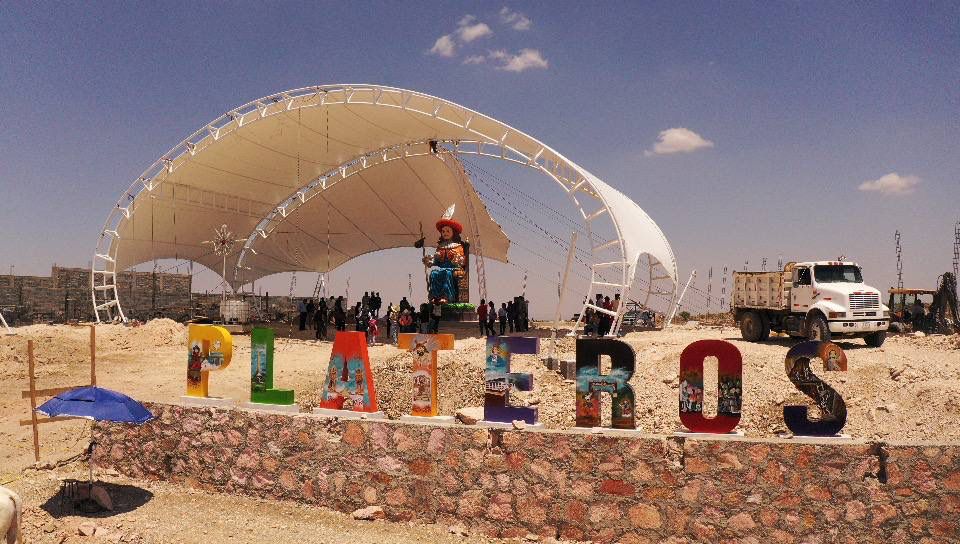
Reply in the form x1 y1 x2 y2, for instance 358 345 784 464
792 261 889 343
733 261 890 346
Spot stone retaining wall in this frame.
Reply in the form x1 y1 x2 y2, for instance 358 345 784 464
0 267 192 322
93 403 960 542
0 266 302 324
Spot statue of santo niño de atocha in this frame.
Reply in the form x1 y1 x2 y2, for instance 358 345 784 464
416 204 470 305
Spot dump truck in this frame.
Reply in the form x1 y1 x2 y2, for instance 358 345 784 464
732 261 889 346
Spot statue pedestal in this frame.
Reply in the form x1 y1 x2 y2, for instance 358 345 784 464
674 429 746 439
777 433 853 443
568 426 646 436
477 420 544 430
180 396 235 408
240 402 300 413
399 415 455 424
312 407 388 420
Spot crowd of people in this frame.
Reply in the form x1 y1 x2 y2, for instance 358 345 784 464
475 296 530 337
296 292 384 344
581 293 621 337
293 292 532 345
293 289 635 344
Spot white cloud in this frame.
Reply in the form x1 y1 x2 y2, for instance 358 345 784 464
429 34 456 57
644 128 715 156
462 55 487 65
456 15 493 43
499 7 532 30
490 48 548 72
858 172 921 195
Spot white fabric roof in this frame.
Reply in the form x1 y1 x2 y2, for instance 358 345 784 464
115 150 509 284
106 85 676 296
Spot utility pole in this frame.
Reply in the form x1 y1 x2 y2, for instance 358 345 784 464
720 266 728 310
895 230 904 290
953 221 959 284
707 267 713 312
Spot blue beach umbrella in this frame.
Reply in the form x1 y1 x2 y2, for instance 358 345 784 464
37 386 153 424
37 386 152 490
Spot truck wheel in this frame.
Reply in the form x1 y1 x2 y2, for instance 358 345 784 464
759 314 771 341
807 314 831 342
740 311 763 342
865 331 886 347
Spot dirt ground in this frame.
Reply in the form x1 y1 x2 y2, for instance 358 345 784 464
1 319 958 542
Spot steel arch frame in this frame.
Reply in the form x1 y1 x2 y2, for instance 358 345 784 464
92 84 676 334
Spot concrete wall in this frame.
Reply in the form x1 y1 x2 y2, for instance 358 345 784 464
0 267 302 324
0 267 192 322
93 403 959 542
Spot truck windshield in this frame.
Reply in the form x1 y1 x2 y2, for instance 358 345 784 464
814 265 862 283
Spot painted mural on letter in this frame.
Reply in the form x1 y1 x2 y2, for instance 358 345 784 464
398 333 455 417
678 339 742 433
783 340 848 436
575 339 636 429
186 324 233 398
249 328 294 405
319 331 379 412
484 336 538 424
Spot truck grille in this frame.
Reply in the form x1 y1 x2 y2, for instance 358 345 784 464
849 293 880 310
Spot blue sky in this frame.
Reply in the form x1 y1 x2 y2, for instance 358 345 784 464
1 2 957 316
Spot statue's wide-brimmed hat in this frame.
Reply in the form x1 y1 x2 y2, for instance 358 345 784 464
435 204 462 234
436 218 463 234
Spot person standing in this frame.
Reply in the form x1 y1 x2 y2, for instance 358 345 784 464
314 298 328 340
367 314 379 345
582 307 595 336
477 298 488 336
601 295 613 336
385 302 394 339
334 296 346 331
389 304 400 344
486 301 496 337
297 298 307 331
431 300 442 333
419 303 430 333
306 298 316 330
354 302 363 331
362 292 371 313
507 300 516 333
400 296 410 312
520 296 529 331
498 303 508 336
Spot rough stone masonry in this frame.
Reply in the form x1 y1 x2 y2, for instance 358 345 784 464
93 403 960 543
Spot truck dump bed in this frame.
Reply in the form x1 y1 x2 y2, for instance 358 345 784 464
733 271 789 310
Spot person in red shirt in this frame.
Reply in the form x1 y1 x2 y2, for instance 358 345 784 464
601 295 613 336
477 298 488 336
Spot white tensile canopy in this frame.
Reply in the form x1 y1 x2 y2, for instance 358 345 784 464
94 85 678 333
114 149 510 283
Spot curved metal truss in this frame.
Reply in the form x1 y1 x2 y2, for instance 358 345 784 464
92 84 677 334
